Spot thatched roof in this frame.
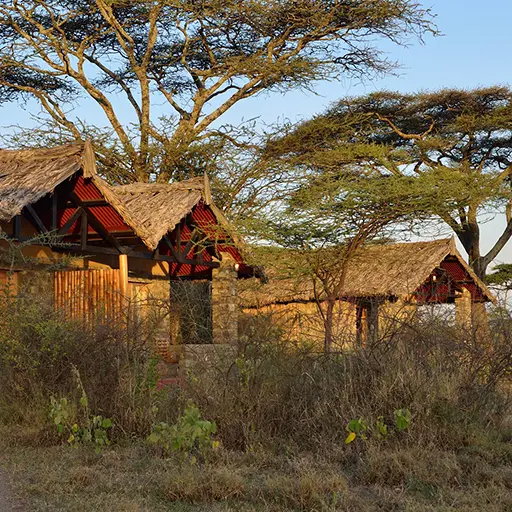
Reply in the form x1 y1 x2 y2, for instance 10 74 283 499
0 143 94 221
0 142 148 242
111 176 213 251
0 143 231 254
239 238 494 307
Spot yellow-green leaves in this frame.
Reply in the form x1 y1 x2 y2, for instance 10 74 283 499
345 409 412 445
345 431 356 444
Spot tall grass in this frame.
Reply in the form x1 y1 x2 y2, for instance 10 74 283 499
187 312 512 453
0 287 163 441
1 286 511 459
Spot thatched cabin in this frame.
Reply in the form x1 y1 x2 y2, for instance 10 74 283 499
0 142 255 353
239 239 495 348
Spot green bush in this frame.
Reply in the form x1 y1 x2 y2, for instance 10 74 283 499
148 402 218 462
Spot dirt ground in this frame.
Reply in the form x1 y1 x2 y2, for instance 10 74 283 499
0 466 23 511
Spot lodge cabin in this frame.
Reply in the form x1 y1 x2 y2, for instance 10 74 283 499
0 143 256 357
239 239 495 349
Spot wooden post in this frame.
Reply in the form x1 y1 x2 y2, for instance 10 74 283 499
355 304 366 347
367 300 379 346
119 254 129 299
52 191 58 231
13 215 21 239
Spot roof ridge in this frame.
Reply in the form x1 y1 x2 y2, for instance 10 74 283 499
365 238 452 250
0 143 83 162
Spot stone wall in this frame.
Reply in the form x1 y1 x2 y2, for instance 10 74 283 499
212 254 238 344
242 296 420 351
179 343 237 377
17 269 53 299
242 300 359 351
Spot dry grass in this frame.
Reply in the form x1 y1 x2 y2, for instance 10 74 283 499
2 294 512 510
2 435 512 512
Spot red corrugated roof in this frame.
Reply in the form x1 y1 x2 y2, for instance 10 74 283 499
41 174 253 280
74 175 103 201
414 258 484 303
59 177 133 236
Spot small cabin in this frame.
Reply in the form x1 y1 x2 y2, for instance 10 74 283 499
239 239 495 349
0 143 257 362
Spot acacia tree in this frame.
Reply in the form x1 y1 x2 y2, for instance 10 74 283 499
0 0 435 183
263 172 419 352
267 87 512 281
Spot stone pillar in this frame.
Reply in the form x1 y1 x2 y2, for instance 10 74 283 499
472 301 490 343
212 253 238 344
455 287 472 331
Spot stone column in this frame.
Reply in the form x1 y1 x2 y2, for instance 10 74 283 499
455 287 472 331
472 301 490 343
212 253 238 344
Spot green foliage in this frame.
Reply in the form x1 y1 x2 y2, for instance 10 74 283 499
48 367 113 453
486 263 512 289
394 408 413 432
0 0 436 183
345 418 368 443
49 397 72 435
345 410 412 444
267 86 512 278
49 395 113 454
375 416 388 439
148 403 218 462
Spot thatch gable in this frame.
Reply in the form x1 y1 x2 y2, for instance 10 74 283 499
0 143 248 262
240 239 494 307
111 177 213 251
0 142 145 243
0 144 88 221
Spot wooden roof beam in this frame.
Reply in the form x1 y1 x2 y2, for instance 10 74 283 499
70 192 124 254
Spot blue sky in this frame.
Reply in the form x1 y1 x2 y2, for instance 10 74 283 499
221 0 511 124
2 1 511 264
219 0 512 265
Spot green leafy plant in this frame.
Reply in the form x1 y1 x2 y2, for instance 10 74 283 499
49 366 114 453
66 415 113 452
345 409 412 444
49 396 73 434
345 418 368 444
375 416 388 439
148 402 218 462
394 408 412 432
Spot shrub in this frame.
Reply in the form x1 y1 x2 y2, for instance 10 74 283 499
184 315 512 453
2 284 512 464
148 402 218 462
0 289 162 440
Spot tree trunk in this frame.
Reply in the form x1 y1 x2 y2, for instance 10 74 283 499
471 256 488 282
323 298 335 354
